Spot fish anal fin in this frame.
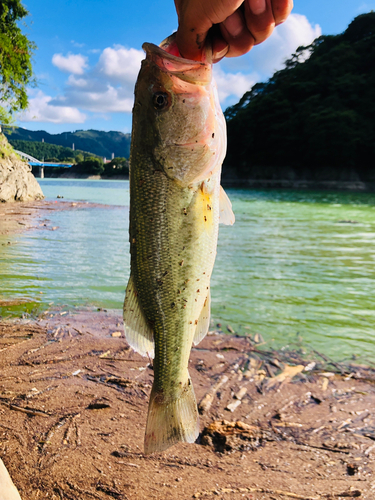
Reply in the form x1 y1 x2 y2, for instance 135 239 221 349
123 274 154 358
144 376 199 454
193 290 211 346
219 186 235 225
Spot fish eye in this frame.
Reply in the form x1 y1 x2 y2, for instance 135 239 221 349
153 92 169 110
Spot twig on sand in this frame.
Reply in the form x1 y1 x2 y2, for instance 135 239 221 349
6 403 49 418
193 486 321 499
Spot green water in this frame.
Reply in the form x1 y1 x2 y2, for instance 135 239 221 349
1 179 374 362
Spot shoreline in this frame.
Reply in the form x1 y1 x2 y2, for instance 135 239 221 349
35 174 375 192
221 178 375 192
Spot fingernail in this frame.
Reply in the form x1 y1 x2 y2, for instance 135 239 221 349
213 45 229 62
223 12 243 38
250 0 266 15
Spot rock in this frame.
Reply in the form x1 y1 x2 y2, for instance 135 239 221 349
0 134 44 202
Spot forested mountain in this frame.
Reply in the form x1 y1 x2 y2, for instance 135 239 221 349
224 13 375 183
4 127 131 159
8 139 92 162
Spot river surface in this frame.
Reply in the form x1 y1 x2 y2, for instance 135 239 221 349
1 179 374 362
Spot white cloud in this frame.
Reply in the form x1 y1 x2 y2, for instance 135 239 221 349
47 44 144 115
67 75 88 88
54 84 134 113
220 13 322 78
213 66 258 102
52 53 88 75
19 90 86 123
98 46 144 85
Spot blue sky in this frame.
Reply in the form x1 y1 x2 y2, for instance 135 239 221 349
18 0 375 134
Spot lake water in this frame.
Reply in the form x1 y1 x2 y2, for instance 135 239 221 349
1 178 375 362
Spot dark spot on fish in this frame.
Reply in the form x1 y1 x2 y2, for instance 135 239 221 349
195 320 198 325
197 289 200 293
179 260 184 266
183 208 187 215
207 204 212 210
212 133 215 138
204 216 207 222
162 270 168 277
197 279 200 281
182 99 186 103
171 302 176 309
189 321 192 324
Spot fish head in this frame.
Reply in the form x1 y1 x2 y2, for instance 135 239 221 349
132 34 226 186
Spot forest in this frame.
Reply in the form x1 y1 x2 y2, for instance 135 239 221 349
224 13 375 183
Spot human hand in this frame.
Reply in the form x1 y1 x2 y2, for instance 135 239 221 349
174 0 293 62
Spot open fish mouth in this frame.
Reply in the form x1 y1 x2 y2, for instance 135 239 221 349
142 34 212 86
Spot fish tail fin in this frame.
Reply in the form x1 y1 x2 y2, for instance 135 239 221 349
144 377 199 454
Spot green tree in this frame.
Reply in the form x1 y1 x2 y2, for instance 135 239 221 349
103 157 129 177
0 0 35 124
73 156 104 176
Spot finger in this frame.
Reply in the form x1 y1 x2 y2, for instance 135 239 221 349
271 0 294 25
244 0 275 46
219 9 255 58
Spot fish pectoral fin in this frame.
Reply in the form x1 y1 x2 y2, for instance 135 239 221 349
123 274 154 358
219 186 235 225
193 289 211 346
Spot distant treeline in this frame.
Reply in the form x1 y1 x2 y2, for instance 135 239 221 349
10 139 89 163
4 127 131 159
37 156 129 178
224 13 375 183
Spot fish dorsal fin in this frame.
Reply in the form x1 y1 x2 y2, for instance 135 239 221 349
193 290 211 346
123 274 154 358
219 186 235 225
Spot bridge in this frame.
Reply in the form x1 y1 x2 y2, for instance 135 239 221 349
15 150 73 178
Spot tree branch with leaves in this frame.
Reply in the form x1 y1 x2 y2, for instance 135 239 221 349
0 0 35 124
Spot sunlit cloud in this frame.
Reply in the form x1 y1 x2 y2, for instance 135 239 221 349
52 53 88 75
213 66 258 103
98 46 144 85
220 13 322 78
19 90 86 123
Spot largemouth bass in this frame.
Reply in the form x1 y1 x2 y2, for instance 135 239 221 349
123 33 234 454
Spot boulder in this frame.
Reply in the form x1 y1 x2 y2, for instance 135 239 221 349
0 134 44 203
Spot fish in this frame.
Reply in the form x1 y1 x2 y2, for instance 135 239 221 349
123 33 235 454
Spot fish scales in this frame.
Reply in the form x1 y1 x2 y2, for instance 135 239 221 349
123 33 234 454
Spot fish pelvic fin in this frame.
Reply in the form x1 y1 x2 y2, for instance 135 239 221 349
123 274 154 358
219 186 235 225
144 377 199 454
193 289 211 346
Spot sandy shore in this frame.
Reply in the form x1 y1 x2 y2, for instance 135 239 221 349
0 310 374 499
1 202 375 499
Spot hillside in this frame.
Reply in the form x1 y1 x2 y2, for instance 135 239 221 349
224 13 375 184
8 139 92 162
3 127 131 159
